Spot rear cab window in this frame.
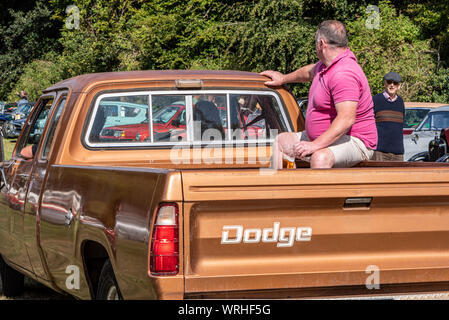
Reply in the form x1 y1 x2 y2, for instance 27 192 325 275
84 90 292 148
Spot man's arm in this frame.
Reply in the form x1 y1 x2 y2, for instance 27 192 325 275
260 63 317 86
294 101 357 157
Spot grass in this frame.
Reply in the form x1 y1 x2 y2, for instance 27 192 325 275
3 138 17 160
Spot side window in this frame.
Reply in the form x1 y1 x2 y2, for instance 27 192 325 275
102 105 118 117
123 106 141 117
41 97 67 159
17 98 54 156
418 116 430 131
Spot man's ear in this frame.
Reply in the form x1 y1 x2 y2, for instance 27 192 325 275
320 38 326 48
397 83 402 90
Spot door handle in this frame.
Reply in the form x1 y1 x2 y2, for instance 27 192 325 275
343 197 372 210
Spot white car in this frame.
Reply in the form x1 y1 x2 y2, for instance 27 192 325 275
404 105 449 161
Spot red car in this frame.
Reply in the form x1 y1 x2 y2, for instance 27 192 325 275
100 103 186 142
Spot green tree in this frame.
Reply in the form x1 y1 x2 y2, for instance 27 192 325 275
7 53 63 102
347 1 436 101
0 0 61 100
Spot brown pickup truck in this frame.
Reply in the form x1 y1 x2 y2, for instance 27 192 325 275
1 70 449 300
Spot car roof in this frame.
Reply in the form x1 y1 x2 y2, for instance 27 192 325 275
428 105 449 113
404 102 449 108
43 70 268 93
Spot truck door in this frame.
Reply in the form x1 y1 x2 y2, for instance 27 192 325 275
2 96 55 273
22 94 68 280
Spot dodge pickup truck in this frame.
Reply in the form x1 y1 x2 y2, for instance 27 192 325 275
1 70 449 300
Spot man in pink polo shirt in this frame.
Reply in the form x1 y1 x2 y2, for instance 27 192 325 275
261 20 377 168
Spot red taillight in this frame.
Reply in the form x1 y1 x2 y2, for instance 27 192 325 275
150 203 179 275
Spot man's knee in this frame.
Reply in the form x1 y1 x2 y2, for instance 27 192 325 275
310 149 335 168
275 132 299 157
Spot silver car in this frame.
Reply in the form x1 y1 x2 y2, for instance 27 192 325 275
404 105 449 161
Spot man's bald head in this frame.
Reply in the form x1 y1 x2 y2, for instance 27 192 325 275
315 20 349 49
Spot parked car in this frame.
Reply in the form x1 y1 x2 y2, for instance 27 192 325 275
403 102 447 136
100 100 148 128
404 105 449 161
2 102 17 114
408 126 449 162
1 103 35 138
100 101 186 142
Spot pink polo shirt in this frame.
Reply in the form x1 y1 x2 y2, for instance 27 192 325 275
305 49 377 150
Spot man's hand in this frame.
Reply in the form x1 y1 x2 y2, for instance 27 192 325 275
260 70 285 86
294 140 321 159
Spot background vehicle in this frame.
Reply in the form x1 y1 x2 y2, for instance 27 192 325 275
100 101 186 142
403 102 447 135
404 105 449 160
409 127 449 162
100 100 148 128
2 103 17 114
1 103 35 138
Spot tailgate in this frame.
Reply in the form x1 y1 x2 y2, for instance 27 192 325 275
182 167 449 296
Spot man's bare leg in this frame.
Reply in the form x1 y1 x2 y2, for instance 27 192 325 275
310 148 335 168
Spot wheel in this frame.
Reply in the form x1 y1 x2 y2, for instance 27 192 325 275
0 255 24 297
436 154 449 162
407 151 429 162
96 260 122 300
2 122 14 139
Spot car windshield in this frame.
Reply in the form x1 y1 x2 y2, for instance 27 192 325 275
152 106 180 124
416 111 449 131
404 108 430 128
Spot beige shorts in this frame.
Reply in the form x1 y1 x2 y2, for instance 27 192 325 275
284 131 374 168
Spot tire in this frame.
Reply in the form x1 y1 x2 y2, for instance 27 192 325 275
0 255 24 297
2 122 14 139
96 260 122 300
436 154 449 162
407 151 429 162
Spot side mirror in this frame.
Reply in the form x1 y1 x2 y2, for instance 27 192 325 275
171 119 180 127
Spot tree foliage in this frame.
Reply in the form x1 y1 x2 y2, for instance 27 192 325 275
347 0 436 101
2 0 449 102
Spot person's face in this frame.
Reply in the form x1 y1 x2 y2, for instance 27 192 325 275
384 79 401 96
